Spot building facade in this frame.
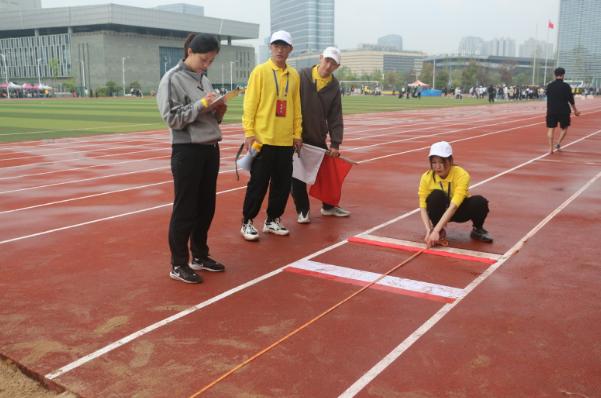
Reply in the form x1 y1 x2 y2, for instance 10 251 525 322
557 0 601 86
486 37 516 57
289 49 425 77
270 0 335 55
458 36 486 56
0 4 258 94
377 34 403 51
519 38 554 59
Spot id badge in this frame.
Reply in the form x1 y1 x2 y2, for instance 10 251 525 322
275 99 287 117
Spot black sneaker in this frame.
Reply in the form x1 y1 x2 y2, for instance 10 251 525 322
170 265 202 284
190 256 225 272
470 227 493 243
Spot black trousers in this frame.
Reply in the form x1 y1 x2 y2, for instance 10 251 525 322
291 178 335 214
242 145 293 222
169 144 220 267
426 190 489 229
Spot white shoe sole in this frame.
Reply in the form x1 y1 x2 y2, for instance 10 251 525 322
262 226 289 235
241 231 260 241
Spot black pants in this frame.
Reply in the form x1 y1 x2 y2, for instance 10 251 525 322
291 177 335 214
242 145 293 222
169 144 219 267
426 190 489 229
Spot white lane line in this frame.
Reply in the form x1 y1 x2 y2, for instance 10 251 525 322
45 239 350 380
0 186 245 245
41 134 595 379
0 113 545 193
0 123 157 137
356 234 502 261
41 112 601 380
286 259 463 302
338 168 601 398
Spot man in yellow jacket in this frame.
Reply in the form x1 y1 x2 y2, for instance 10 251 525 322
240 30 302 241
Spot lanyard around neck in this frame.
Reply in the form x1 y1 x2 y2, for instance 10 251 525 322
272 69 289 98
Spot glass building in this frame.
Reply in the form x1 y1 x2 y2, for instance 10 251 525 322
557 0 601 86
270 0 335 55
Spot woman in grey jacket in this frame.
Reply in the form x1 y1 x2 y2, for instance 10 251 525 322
157 33 226 284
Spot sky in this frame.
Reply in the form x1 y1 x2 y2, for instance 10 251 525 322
41 0 561 54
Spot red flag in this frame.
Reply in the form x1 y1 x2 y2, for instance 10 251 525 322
309 155 352 206
548 20 555 29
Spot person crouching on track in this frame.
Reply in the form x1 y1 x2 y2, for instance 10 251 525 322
418 141 493 248
157 33 226 284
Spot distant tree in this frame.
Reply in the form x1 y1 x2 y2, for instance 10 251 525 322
48 58 60 79
461 60 479 87
435 69 449 89
63 79 77 92
105 81 119 96
499 62 516 85
334 66 356 81
129 80 141 91
383 71 403 90
419 63 433 85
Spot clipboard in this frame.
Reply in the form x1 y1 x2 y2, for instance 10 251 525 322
205 87 245 110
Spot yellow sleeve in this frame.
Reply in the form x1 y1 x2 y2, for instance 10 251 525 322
418 171 432 208
292 71 302 139
450 168 470 207
242 67 262 138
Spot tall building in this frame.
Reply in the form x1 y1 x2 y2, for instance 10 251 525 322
270 0 335 54
486 37 516 57
458 36 486 56
519 38 553 59
557 0 601 85
377 34 403 51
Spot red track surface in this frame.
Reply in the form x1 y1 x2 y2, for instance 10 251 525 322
1 100 601 397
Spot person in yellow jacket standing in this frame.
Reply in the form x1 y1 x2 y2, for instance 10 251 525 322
240 30 302 241
419 141 493 248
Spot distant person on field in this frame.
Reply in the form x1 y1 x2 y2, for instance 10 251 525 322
419 141 493 248
291 46 350 224
156 33 227 284
546 67 581 154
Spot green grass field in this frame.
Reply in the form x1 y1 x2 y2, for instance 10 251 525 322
0 96 489 143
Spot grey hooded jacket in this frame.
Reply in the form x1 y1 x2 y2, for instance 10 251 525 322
157 60 222 144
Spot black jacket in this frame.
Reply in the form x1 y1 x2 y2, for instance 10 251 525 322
546 79 574 115
299 67 344 149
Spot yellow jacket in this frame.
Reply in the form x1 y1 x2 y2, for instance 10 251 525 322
242 59 302 146
418 165 471 208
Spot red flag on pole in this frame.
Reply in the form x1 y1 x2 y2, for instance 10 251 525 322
309 155 353 206
548 20 555 29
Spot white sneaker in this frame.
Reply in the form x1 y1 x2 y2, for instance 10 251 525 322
263 218 289 235
297 211 311 224
241 220 259 241
320 206 351 217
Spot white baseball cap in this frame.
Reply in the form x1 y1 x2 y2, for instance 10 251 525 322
270 30 292 46
429 141 453 158
322 47 341 65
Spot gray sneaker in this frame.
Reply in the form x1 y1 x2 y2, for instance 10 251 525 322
320 206 351 217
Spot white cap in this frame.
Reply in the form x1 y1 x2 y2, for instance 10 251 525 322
270 30 292 46
322 47 341 65
429 141 453 158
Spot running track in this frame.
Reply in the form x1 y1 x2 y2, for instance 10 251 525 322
1 99 600 397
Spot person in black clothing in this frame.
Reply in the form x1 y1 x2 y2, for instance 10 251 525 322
487 85 496 103
157 33 227 284
546 67 581 154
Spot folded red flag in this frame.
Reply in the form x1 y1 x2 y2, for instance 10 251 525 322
548 20 555 29
309 155 352 206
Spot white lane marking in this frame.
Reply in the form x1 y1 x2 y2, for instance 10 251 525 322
287 259 463 301
41 116 601 380
357 234 502 261
338 169 601 397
